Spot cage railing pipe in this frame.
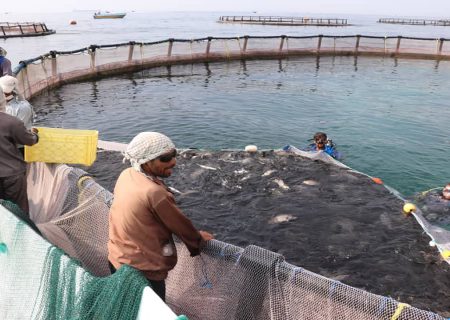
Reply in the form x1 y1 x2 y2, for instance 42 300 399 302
12 35 450 100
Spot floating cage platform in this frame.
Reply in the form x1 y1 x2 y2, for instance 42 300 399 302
0 22 55 38
218 16 350 26
13 35 450 100
378 18 450 26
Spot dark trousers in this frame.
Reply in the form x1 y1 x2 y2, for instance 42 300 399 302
0 173 29 214
109 261 166 302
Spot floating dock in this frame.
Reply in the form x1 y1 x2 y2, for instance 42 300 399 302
0 22 55 38
218 16 349 26
378 18 450 26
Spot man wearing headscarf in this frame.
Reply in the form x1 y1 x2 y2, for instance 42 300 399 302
0 47 13 76
0 75 35 156
0 85 39 214
0 75 34 129
108 132 213 301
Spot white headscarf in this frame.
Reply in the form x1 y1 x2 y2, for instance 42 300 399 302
0 47 6 56
123 132 175 172
0 75 18 101
0 86 6 112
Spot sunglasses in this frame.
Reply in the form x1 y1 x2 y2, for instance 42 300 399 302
315 140 326 144
158 149 177 163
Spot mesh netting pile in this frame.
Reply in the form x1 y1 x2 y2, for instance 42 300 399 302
86 149 449 317
1 152 448 319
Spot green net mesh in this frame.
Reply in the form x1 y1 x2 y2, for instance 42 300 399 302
0 201 148 320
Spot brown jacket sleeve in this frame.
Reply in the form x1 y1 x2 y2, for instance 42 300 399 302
1 58 12 76
11 121 38 146
153 191 205 256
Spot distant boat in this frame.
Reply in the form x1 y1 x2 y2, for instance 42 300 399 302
93 11 126 19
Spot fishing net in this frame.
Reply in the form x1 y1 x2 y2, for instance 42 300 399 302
411 189 450 262
288 144 450 265
414 189 450 231
3 154 447 319
0 200 148 320
27 162 112 276
14 36 450 99
169 241 446 320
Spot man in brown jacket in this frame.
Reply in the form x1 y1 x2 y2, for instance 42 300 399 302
0 86 39 214
108 132 213 301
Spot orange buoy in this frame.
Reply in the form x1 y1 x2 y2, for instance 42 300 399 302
69 20 77 25
372 177 383 184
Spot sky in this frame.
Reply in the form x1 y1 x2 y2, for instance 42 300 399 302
3 0 450 17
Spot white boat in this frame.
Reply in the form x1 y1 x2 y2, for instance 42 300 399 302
93 11 126 19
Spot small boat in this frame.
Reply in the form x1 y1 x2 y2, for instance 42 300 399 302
93 11 126 19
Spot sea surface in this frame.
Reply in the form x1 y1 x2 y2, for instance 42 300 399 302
3 11 450 65
1 11 450 196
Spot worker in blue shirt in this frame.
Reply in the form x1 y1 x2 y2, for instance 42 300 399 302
306 132 341 159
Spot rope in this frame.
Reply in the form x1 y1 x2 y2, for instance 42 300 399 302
77 175 92 189
237 37 242 52
328 281 338 300
377 297 389 318
36 56 52 93
419 187 441 196
391 303 409 320
199 254 213 289
223 40 230 59
290 267 304 283
219 243 231 256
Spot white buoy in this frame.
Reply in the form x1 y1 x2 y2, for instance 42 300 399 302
244 145 258 152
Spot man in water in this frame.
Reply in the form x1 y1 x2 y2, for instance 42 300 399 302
306 132 341 159
414 183 450 230
0 85 39 214
442 183 450 201
108 132 213 301
0 47 12 76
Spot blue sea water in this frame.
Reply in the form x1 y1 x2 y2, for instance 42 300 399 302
3 11 450 65
1 11 449 196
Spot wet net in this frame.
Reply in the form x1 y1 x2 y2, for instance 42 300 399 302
1 158 447 319
0 200 148 320
414 189 450 232
170 242 443 320
411 189 450 261
286 145 450 265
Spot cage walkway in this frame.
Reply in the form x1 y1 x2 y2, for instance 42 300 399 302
218 16 349 26
378 18 450 26
0 22 55 38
